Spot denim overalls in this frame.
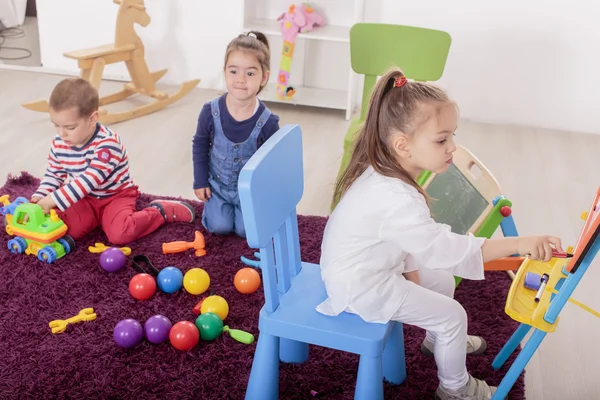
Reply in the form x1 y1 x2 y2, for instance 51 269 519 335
201 98 272 238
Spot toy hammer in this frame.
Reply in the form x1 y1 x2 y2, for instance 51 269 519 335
162 230 206 256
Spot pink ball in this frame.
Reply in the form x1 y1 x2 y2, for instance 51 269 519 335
100 248 127 272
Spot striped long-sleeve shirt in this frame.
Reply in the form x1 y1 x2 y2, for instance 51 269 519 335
34 123 134 211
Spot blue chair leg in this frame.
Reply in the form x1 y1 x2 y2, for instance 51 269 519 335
355 355 384 400
382 322 407 385
245 333 280 400
492 329 547 400
279 338 309 364
492 323 532 370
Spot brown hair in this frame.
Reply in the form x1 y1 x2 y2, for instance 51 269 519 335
334 67 453 205
224 31 270 94
49 78 99 118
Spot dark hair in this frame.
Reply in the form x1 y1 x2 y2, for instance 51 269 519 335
224 31 270 94
49 78 99 118
334 67 453 204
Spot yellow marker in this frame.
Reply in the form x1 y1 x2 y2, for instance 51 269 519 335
581 211 588 220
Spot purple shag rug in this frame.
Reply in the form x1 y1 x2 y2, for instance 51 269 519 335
0 172 525 399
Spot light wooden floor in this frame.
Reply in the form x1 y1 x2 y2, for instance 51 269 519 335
1 69 600 399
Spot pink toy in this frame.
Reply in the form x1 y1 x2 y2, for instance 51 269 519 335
275 3 326 100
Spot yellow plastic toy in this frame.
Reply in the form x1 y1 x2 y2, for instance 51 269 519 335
49 308 97 334
504 257 567 332
1 195 73 263
88 242 132 256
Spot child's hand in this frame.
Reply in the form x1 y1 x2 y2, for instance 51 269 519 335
195 187 211 202
518 235 563 262
37 195 57 214
30 196 42 204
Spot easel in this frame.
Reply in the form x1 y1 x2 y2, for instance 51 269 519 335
417 145 520 285
491 187 600 399
22 0 200 125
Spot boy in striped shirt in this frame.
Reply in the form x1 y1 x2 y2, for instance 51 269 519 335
31 78 195 245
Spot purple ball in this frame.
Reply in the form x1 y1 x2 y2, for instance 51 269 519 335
144 314 173 344
114 319 143 349
100 248 127 272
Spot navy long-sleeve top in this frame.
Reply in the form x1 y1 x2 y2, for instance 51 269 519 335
192 95 280 189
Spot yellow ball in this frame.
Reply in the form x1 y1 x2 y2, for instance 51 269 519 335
183 268 210 295
200 295 229 321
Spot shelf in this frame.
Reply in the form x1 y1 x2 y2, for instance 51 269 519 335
244 18 350 43
258 82 347 110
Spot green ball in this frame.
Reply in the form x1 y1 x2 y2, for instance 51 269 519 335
195 312 224 341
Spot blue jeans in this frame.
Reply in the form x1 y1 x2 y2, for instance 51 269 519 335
201 177 245 237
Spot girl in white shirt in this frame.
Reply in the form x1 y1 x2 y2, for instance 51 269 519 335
318 68 563 400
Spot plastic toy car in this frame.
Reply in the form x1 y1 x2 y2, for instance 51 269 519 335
1 195 74 263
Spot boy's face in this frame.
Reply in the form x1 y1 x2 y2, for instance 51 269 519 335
49 106 98 147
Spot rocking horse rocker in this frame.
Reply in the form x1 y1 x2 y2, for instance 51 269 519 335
22 0 200 125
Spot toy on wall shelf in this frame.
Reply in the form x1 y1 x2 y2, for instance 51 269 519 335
275 3 326 100
21 0 200 125
1 195 74 263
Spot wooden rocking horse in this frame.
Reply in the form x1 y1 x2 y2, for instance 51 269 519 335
23 0 200 125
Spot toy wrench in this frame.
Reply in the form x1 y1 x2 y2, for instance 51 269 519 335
88 242 132 256
49 308 97 334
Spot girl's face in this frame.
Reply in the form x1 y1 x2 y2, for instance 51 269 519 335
224 50 269 101
394 102 458 179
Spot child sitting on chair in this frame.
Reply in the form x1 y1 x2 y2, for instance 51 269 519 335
317 68 563 400
192 31 280 238
31 78 195 245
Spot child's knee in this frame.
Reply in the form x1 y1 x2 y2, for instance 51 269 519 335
203 215 234 235
446 300 468 330
234 224 246 238
106 230 135 246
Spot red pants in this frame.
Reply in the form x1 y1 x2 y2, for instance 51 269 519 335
58 188 164 246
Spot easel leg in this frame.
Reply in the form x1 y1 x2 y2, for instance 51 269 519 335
492 328 547 400
492 323 531 370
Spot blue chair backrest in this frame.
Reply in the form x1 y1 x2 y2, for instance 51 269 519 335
238 125 304 313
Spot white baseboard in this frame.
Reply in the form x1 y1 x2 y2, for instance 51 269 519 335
0 64 129 82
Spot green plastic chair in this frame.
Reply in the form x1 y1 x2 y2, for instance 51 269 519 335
332 23 452 210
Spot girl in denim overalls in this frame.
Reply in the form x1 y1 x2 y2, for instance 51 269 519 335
192 31 280 238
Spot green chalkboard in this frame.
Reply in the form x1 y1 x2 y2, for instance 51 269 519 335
426 163 489 234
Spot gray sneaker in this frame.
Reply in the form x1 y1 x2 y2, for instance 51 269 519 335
422 335 487 358
434 375 497 400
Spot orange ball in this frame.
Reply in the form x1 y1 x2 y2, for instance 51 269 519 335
234 267 261 294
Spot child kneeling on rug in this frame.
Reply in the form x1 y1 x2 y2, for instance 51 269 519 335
31 78 195 245
317 68 563 400
192 31 280 238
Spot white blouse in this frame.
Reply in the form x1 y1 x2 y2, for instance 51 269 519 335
317 166 486 324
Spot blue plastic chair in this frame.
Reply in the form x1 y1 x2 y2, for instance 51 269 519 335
238 124 407 400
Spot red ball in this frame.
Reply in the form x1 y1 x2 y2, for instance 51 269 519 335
500 206 512 217
129 273 156 301
169 321 200 351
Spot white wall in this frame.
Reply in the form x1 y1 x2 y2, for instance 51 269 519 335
36 0 243 89
35 0 600 134
367 0 600 134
